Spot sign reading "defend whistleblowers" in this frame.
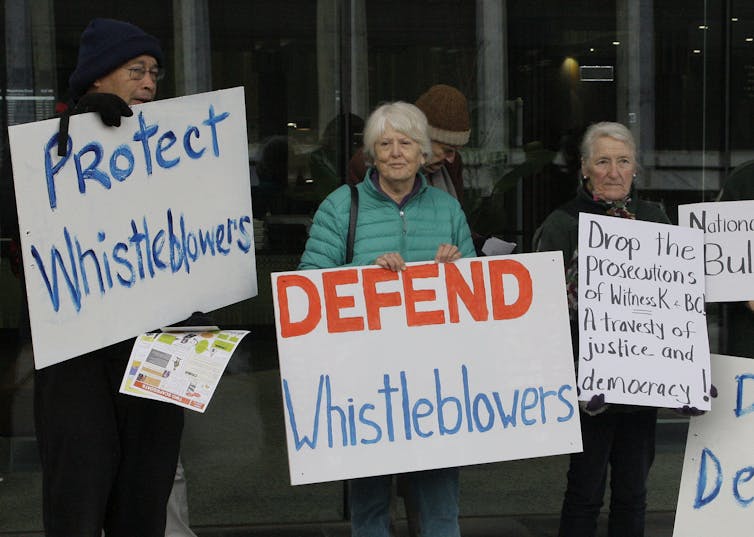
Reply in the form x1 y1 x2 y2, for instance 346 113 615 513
272 253 582 485
10 87 256 369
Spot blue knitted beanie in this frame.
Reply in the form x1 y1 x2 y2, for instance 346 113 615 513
68 18 164 100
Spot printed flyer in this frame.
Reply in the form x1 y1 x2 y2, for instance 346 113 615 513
120 328 249 411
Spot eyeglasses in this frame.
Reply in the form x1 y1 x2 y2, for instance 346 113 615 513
124 65 165 82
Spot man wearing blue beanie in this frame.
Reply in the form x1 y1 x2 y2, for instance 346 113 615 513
68 18 164 102
35 18 183 537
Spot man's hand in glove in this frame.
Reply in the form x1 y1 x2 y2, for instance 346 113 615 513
168 311 218 330
674 384 718 417
57 93 133 156
579 393 609 417
73 93 133 126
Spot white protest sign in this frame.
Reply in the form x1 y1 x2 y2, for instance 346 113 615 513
678 200 754 302
9 87 256 369
272 253 582 485
674 354 754 537
577 214 711 409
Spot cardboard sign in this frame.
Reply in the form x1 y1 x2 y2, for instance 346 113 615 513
272 253 582 485
678 200 754 302
577 214 711 409
674 354 754 536
9 87 256 368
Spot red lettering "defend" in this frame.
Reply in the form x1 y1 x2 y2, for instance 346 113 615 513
276 259 533 338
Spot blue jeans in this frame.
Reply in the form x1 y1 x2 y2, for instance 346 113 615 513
349 468 460 537
559 408 657 537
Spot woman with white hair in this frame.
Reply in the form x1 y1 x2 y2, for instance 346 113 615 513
537 121 670 537
299 101 474 537
300 101 473 271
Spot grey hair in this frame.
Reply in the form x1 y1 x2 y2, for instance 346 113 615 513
580 121 637 163
363 101 432 161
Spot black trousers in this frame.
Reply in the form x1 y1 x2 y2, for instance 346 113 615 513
34 342 184 537
559 408 657 537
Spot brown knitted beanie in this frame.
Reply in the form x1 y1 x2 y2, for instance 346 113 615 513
414 84 470 146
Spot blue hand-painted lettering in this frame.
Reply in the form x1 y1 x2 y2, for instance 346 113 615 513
492 390 519 428
733 467 754 507
183 126 205 159
29 209 253 314
412 398 435 438
283 376 323 450
132 111 159 175
435 368 462 435
377 374 398 442
694 447 723 509
735 374 754 418
556 385 575 422
237 216 252 253
326 376 348 448
283 365 575 451
74 141 111 194
43 105 232 210
44 134 72 209
203 105 230 157
692 445 754 510
112 242 135 287
358 404 382 445
156 131 179 169
30 228 81 312
521 387 540 426
110 144 135 182
472 391 495 432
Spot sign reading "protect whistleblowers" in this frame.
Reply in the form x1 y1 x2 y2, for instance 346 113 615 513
10 88 256 369
272 253 582 485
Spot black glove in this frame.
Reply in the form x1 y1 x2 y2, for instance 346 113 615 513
73 93 133 126
173 311 217 328
57 93 133 156
674 384 718 417
576 391 608 417
675 406 705 417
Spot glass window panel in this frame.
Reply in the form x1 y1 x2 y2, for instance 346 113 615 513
0 0 744 533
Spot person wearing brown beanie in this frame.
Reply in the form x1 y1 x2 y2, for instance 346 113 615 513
348 84 471 207
34 18 184 537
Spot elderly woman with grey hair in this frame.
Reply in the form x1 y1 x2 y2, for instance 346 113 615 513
299 101 474 537
537 121 670 537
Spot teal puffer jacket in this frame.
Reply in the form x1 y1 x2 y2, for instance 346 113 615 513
299 172 475 269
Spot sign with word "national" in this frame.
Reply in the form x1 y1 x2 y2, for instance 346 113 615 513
679 200 754 302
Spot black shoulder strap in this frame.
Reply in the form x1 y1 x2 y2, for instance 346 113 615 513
346 184 359 264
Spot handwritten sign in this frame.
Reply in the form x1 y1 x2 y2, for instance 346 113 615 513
9 87 256 369
272 253 582 485
577 214 711 409
678 200 754 302
674 354 754 536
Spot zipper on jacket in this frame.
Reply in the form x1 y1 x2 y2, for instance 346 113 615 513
399 209 408 256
